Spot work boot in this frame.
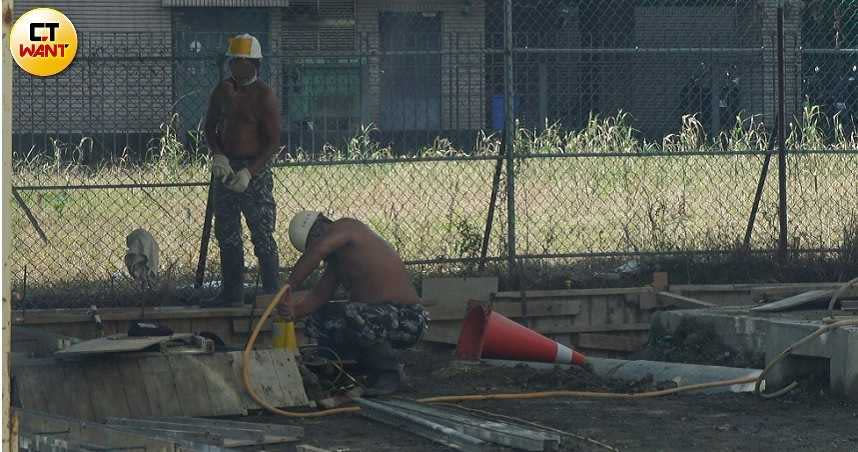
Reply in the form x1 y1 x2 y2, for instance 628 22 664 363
258 253 281 295
205 247 245 306
360 342 404 397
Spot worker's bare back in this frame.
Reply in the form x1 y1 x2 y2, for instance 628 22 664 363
327 219 420 306
213 79 275 159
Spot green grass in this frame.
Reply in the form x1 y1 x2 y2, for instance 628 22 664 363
10 107 858 305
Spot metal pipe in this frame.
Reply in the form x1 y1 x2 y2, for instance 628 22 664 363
503 0 517 289
776 1 788 261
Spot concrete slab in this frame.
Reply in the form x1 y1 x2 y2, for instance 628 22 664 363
651 307 858 400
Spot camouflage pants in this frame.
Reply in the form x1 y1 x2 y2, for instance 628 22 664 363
305 302 430 349
213 157 278 258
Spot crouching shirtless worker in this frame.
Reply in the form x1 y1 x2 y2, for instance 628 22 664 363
277 211 430 396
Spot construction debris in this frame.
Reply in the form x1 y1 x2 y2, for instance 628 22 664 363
355 398 562 451
16 409 303 451
14 349 310 420
105 416 303 448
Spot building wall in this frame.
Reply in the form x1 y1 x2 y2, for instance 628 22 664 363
12 0 172 138
632 6 751 137
760 0 803 130
354 0 486 130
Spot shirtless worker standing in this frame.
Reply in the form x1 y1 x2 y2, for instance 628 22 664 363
203 34 282 305
277 211 430 396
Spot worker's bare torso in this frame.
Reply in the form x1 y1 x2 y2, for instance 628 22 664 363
325 219 420 306
215 79 273 159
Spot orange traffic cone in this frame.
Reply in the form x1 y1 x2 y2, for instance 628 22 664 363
456 304 586 365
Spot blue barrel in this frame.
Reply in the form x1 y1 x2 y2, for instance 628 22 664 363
491 95 517 130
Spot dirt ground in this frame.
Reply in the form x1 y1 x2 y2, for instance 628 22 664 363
244 344 858 452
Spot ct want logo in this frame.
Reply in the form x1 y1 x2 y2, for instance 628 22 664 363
10 8 78 77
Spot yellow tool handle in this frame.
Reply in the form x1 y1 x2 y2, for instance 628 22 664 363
272 317 298 352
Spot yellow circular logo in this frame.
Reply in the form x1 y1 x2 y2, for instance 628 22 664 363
10 8 78 77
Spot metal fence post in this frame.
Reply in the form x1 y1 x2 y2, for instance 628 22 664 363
503 0 518 288
776 0 788 261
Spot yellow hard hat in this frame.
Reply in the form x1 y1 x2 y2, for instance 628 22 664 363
226 33 262 59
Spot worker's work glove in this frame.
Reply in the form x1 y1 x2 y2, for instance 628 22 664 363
224 168 251 193
210 153 233 183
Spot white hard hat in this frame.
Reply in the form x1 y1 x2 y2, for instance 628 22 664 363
226 33 263 59
288 210 322 252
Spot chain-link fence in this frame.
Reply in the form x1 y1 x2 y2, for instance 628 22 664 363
10 0 858 309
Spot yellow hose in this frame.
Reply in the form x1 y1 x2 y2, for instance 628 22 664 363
242 282 858 417
241 284 359 417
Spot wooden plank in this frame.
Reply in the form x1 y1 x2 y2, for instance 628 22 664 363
493 287 650 299
492 299 581 319
59 361 97 421
12 366 49 413
421 277 498 320
197 353 248 416
234 350 293 410
54 334 196 357
536 322 652 335
422 320 464 345
12 306 263 325
267 350 311 408
233 316 273 334
39 362 66 417
138 355 184 417
639 291 658 310
606 296 624 326
751 289 834 312
167 355 214 417
191 317 232 345
114 357 154 418
652 272 669 290
165 319 193 335
84 358 131 421
657 291 717 308
577 333 648 352
588 296 609 327
2 2 12 448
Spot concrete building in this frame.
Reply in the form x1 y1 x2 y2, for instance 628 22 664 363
12 0 486 156
11 0 837 156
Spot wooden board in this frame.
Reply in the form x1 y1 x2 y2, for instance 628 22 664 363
55 362 96 420
656 291 717 308
493 287 650 299
114 357 153 418
232 349 309 410
421 277 498 320
420 277 497 344
750 289 834 312
167 355 215 417
137 355 184 418
13 349 308 422
577 333 649 352
233 317 274 333
54 333 196 357
420 320 464 345
85 358 132 421
492 299 581 318
197 353 248 416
